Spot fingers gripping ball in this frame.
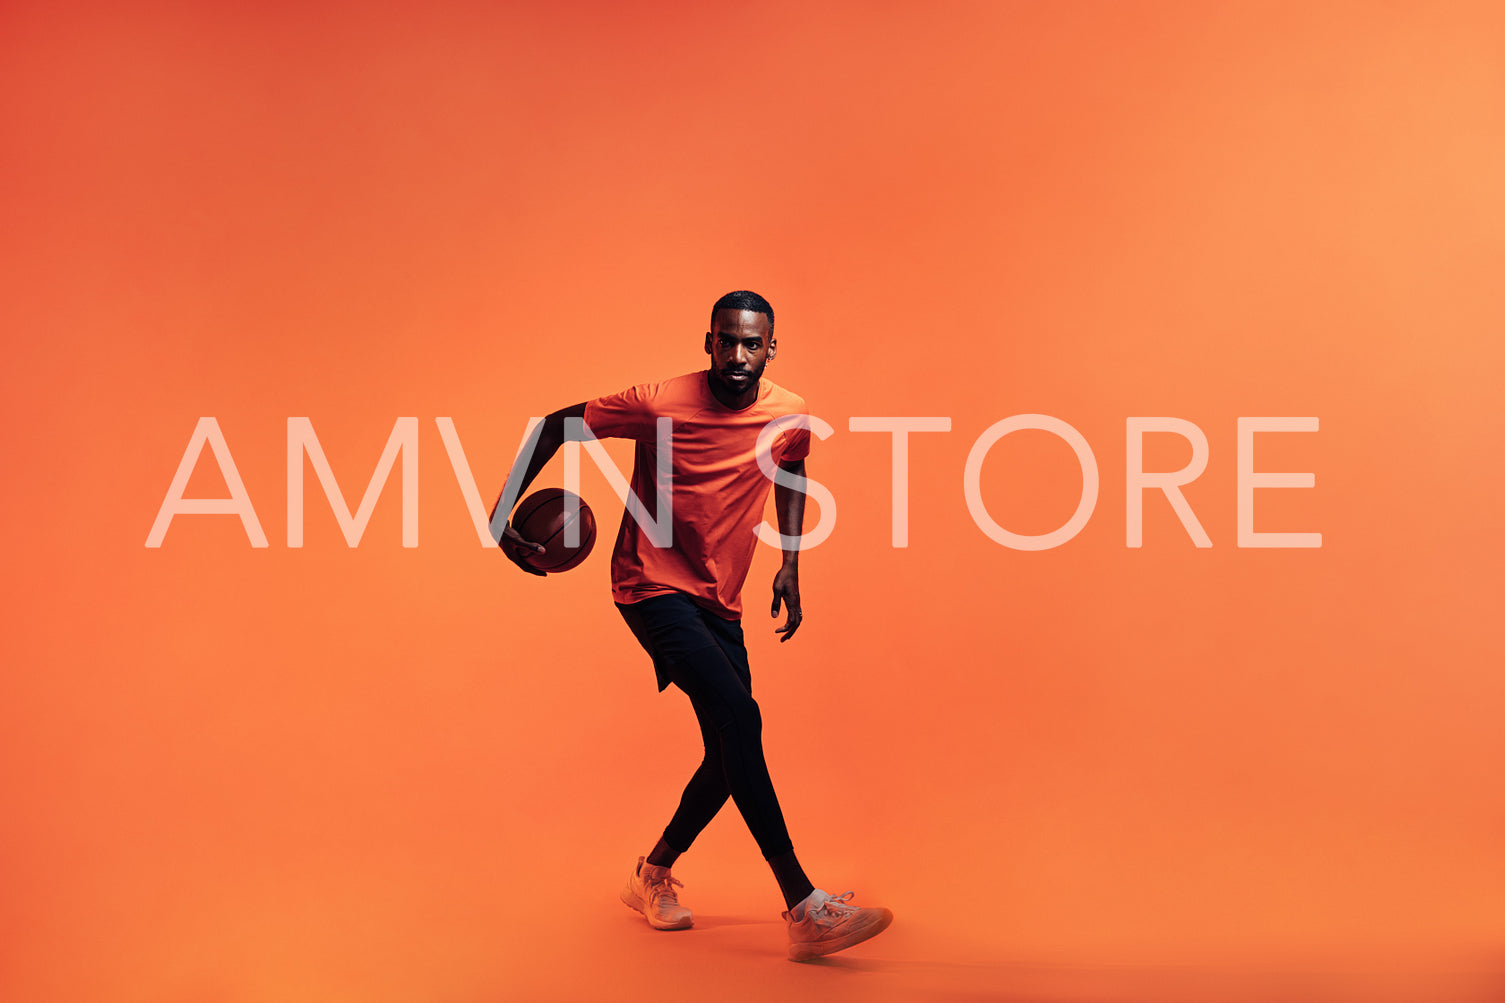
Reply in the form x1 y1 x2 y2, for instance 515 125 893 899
512 488 597 573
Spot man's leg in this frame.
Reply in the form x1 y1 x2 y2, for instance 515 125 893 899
662 605 894 962
617 594 814 908
616 594 894 958
648 693 730 867
658 610 815 910
649 676 819 911
617 595 732 868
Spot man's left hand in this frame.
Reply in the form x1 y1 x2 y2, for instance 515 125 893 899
771 566 802 642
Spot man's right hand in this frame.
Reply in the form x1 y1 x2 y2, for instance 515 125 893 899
499 523 548 577
489 401 590 578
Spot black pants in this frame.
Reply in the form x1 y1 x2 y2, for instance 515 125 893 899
615 592 795 860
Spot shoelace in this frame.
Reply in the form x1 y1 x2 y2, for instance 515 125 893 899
647 875 684 905
810 891 857 925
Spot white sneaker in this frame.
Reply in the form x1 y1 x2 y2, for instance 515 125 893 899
784 889 893 960
620 857 693 930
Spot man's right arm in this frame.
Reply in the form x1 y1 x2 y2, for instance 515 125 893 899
493 401 589 576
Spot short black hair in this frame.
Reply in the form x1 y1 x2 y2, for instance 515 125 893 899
710 290 774 329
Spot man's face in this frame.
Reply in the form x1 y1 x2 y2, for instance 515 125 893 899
704 308 775 397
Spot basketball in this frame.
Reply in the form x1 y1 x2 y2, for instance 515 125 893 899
511 487 597 573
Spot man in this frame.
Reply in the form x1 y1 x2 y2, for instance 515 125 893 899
494 290 892 961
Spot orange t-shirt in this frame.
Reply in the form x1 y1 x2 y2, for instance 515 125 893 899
582 370 812 619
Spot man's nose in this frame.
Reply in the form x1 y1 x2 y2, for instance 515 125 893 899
731 344 749 365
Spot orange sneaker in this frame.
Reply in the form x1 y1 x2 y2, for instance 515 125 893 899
620 857 693 931
784 889 893 961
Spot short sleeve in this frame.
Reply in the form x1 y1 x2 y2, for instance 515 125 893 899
773 394 812 463
583 383 660 441
780 423 811 462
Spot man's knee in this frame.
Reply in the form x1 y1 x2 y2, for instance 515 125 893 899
714 693 762 737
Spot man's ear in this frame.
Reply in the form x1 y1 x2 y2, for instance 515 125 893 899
768 336 777 361
704 332 713 355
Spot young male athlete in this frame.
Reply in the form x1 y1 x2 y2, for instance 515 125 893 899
494 290 892 961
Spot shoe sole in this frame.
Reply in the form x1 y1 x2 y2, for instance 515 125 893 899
620 887 693 931
788 908 894 961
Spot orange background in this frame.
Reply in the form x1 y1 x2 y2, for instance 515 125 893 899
3 2 1503 1001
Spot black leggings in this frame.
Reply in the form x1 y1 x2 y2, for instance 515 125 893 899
616 593 795 860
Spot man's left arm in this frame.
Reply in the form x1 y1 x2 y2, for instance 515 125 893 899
771 457 806 642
